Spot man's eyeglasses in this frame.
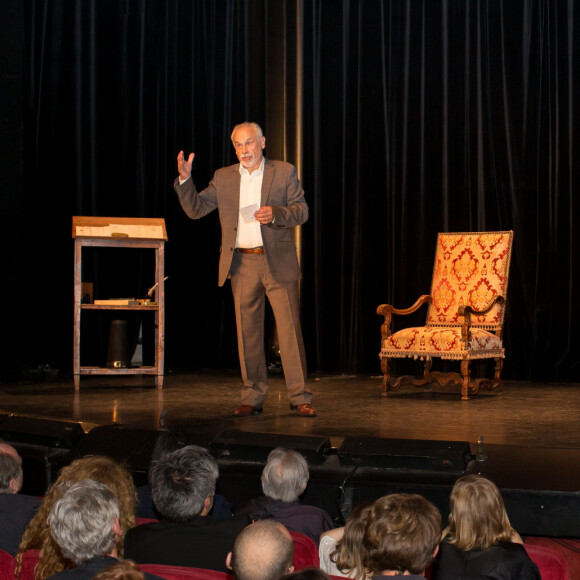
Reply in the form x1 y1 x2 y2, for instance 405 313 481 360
233 139 256 150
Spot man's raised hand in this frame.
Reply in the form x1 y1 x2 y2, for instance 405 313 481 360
177 151 195 181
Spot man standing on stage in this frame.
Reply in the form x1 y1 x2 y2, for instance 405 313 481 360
175 121 316 417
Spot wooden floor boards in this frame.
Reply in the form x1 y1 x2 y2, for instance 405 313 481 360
1 372 579 450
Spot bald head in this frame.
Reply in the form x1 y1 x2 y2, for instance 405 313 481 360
0 443 23 493
230 520 294 580
0 443 19 460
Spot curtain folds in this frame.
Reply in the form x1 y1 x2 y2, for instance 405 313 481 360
301 0 578 379
16 0 579 381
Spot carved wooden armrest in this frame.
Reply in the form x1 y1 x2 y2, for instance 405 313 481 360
377 295 432 339
458 296 505 342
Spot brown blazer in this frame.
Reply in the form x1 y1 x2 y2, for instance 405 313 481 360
175 158 308 286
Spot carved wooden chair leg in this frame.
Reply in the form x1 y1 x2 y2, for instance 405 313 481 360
494 357 504 390
460 359 471 400
423 358 432 383
380 357 391 396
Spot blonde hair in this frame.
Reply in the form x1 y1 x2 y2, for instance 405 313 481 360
330 502 373 580
443 474 515 551
15 456 137 580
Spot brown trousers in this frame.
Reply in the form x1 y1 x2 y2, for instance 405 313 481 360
230 252 311 407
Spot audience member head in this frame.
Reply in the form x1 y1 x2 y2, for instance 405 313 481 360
228 519 294 580
330 502 373 580
0 443 23 493
363 493 441 576
15 455 137 580
0 442 19 456
150 445 218 523
147 431 187 483
261 447 309 503
47 479 121 566
280 569 331 580
444 474 515 551
92 560 144 580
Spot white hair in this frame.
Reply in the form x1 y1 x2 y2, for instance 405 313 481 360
230 121 264 142
261 447 309 503
48 479 120 565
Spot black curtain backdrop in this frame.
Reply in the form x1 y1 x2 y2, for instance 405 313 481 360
3 0 578 383
300 0 579 381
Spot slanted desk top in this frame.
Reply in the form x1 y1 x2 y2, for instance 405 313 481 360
72 216 166 390
72 216 168 241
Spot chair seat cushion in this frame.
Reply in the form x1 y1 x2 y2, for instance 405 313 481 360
380 326 504 360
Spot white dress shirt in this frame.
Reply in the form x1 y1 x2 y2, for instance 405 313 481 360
235 158 265 249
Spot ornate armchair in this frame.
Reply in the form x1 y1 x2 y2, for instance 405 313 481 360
377 231 513 400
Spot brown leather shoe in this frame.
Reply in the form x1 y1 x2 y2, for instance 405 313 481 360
233 405 263 417
290 403 317 417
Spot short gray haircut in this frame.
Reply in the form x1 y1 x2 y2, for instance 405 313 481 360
0 453 21 493
261 448 309 503
231 121 264 142
232 519 294 580
150 445 219 522
48 479 120 565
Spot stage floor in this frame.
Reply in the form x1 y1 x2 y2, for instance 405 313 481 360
2 371 579 450
4 371 580 538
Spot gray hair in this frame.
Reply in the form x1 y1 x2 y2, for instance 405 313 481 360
232 520 294 580
230 121 264 142
150 445 219 522
0 452 22 493
47 479 120 565
261 448 309 503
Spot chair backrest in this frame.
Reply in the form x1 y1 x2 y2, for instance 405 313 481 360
427 231 513 329
289 531 320 570
139 532 318 579
0 550 15 580
135 517 159 526
524 544 569 580
136 525 318 574
139 564 233 580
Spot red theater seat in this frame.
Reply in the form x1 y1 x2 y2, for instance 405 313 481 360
524 544 569 580
18 550 40 580
139 565 232 580
526 537 580 579
133 523 318 572
0 550 15 580
289 531 320 570
135 517 159 526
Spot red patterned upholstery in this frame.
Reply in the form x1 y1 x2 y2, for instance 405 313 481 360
378 231 513 399
383 326 504 360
